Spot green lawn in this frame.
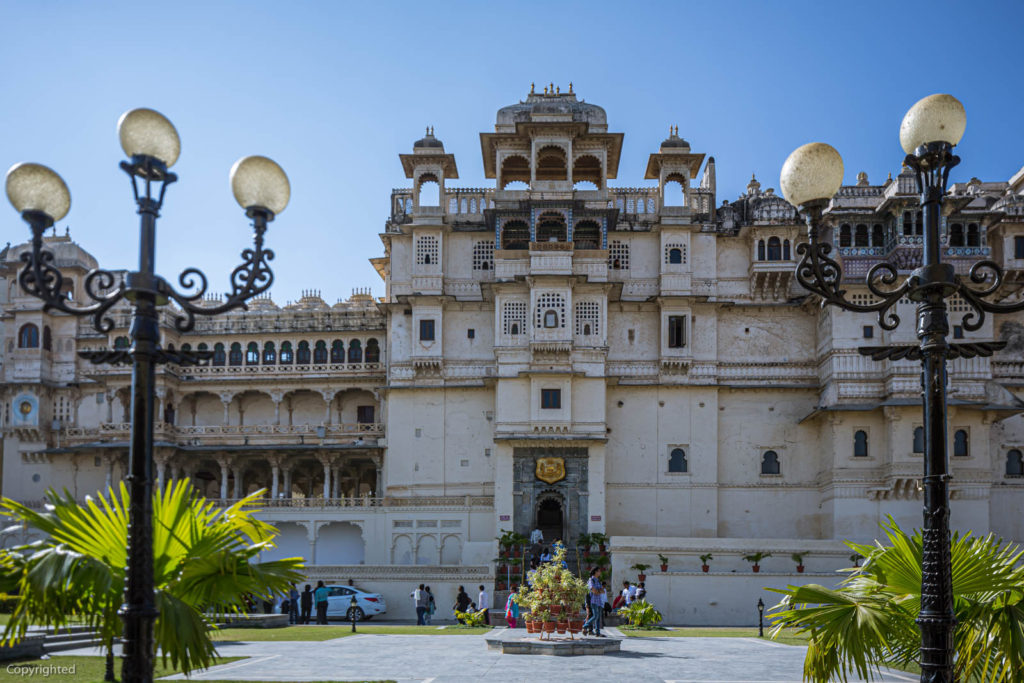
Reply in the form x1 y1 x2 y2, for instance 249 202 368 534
619 626 809 646
210 624 492 641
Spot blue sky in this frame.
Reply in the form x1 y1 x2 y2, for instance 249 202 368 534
3 1 1023 304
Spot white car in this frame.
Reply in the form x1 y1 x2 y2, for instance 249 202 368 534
323 585 387 621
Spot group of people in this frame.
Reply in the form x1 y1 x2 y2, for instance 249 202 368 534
611 579 647 610
416 585 492 625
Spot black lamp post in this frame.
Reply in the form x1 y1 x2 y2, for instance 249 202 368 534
757 598 764 638
5 107 289 683
780 93 1021 683
350 595 359 633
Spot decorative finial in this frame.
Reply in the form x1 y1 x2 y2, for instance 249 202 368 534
550 82 554 93
568 82 573 93
530 82 535 94
887 172 893 181
543 85 548 94
425 126 429 135
556 85 560 94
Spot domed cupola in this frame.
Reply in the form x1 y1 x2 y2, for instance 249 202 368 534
413 126 444 150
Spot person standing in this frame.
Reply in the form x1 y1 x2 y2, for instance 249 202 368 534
314 580 329 625
583 568 600 636
477 585 490 625
612 580 630 610
454 585 472 623
505 584 520 628
300 584 313 624
590 581 607 637
288 583 300 625
424 586 436 625
411 584 428 625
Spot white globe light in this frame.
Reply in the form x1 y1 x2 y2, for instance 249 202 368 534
899 94 966 154
117 108 181 167
230 156 290 215
5 162 71 221
779 143 844 207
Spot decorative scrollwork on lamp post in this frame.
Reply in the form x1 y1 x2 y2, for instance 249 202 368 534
5 107 290 683
781 94 1017 683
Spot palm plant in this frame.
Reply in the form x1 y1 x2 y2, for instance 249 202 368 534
0 479 303 679
768 518 1024 682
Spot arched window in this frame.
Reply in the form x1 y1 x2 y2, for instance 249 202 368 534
839 224 852 247
296 341 311 364
783 239 791 260
855 224 869 247
229 342 243 366
669 248 682 264
365 338 380 363
949 223 964 247
953 429 969 457
17 323 39 348
262 341 276 364
757 239 766 261
114 336 130 350
42 326 52 351
536 145 567 181
246 342 259 365
348 339 362 363
280 341 293 364
854 430 868 457
663 173 686 206
871 224 884 247
573 220 601 250
181 343 192 352
903 212 913 236
536 212 567 242
761 450 781 474
500 155 530 189
1007 449 1024 476
197 342 208 365
510 323 520 335
501 220 530 250
331 340 344 363
583 324 591 335
472 241 494 270
543 310 558 328
417 173 440 207
915 211 923 236
213 342 226 366
913 426 925 453
668 448 688 473
314 340 328 364
767 236 782 261
608 241 630 270
572 154 602 188
967 223 980 247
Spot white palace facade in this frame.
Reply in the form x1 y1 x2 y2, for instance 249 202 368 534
4 89 1024 624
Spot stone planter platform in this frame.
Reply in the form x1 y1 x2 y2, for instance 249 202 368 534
485 628 621 656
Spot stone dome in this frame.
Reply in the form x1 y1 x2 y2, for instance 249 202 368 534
413 127 444 149
495 88 608 133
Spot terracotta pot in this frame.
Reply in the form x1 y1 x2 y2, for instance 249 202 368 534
556 620 568 634
511 547 521 558
638 573 646 582
797 565 805 573
660 564 668 572
568 619 583 633
543 620 556 633
550 604 563 615
500 548 509 558
583 550 591 558
752 565 760 573
599 544 607 552
525 620 535 633
702 565 709 573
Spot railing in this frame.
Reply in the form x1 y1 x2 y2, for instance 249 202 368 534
63 422 384 440
178 362 384 376
212 495 493 509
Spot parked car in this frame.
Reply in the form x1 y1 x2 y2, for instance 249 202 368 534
323 585 386 621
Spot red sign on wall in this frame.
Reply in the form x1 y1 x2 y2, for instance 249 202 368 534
499 514 511 521
590 515 602 522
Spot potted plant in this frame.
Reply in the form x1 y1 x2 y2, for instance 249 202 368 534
592 532 609 554
743 552 771 573
658 554 669 572
631 562 652 582
568 612 584 635
791 552 806 573
700 553 713 572
540 609 556 636
556 614 568 634
577 532 593 558
850 553 862 568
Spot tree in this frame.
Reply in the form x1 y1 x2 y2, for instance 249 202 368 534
0 480 303 679
768 518 1024 682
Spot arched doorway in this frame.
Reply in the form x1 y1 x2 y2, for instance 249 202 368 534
536 493 565 545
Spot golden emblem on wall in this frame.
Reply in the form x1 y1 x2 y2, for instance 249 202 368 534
535 457 566 484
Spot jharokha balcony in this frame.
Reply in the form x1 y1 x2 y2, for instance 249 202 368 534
61 421 384 447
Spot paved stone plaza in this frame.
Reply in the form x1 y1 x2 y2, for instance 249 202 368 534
64 628 915 682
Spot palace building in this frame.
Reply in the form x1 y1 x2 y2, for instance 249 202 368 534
4 88 1024 624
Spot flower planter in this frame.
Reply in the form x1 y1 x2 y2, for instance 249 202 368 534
511 547 521 558
702 564 709 573
660 564 668 572
568 618 583 633
796 565 804 573
549 604 563 615
525 619 535 633
556 620 568 634
752 565 760 573
598 544 607 553
543 620 556 634
583 550 591 559
637 573 646 582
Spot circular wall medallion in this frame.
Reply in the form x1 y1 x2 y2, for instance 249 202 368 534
19 401 32 415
